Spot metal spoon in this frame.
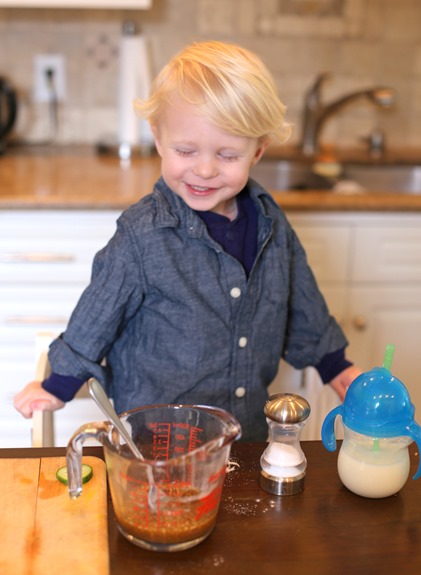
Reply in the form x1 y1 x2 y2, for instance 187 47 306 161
87 378 159 509
87 378 144 460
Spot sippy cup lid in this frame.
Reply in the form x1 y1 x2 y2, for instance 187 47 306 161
342 366 416 437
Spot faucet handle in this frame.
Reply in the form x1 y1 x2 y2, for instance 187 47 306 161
361 129 386 158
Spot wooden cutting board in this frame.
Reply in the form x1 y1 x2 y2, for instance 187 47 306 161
0 456 109 575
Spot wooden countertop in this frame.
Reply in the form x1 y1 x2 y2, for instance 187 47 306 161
1 442 420 575
1 147 421 212
0 150 161 210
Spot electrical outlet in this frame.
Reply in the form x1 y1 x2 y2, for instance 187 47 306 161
34 54 66 102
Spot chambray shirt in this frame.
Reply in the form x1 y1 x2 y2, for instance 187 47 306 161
47 177 347 440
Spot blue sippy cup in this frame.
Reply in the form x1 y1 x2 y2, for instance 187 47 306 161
322 345 421 498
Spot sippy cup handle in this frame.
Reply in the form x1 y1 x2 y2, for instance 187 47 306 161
321 405 343 452
405 421 421 480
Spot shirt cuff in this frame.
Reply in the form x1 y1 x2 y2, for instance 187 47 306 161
314 348 353 384
42 372 86 402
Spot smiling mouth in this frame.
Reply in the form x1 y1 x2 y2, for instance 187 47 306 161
187 183 217 195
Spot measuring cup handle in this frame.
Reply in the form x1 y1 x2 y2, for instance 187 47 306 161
321 405 343 452
66 420 115 499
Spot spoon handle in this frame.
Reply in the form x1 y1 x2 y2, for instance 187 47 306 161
87 378 144 460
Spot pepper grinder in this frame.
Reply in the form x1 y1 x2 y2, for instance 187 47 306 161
260 393 310 496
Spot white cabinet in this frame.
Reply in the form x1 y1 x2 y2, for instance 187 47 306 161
0 1 151 7
269 212 421 439
0 210 121 447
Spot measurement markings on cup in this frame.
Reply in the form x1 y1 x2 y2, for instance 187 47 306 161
149 422 171 460
147 421 204 458
189 426 204 452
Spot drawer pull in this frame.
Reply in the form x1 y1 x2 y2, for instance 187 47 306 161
1 253 75 263
5 316 68 325
353 315 367 331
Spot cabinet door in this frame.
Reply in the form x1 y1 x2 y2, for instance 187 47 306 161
352 225 421 282
289 222 351 283
346 286 421 411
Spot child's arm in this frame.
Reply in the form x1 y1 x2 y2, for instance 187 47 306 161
13 381 65 419
329 365 363 401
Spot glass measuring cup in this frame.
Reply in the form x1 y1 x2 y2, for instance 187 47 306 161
66 404 241 551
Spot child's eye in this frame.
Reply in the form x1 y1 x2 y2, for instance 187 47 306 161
219 154 239 162
175 149 194 157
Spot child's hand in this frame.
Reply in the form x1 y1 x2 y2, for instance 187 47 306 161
14 381 65 418
329 365 362 402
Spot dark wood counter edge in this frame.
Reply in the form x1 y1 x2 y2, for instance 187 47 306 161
0 202 134 210
270 190 421 212
264 144 421 165
2 192 421 212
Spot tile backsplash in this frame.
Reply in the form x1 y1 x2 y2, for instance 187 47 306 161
1 0 420 151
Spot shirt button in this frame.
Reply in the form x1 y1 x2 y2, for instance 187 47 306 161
230 287 241 299
238 337 247 348
235 387 246 398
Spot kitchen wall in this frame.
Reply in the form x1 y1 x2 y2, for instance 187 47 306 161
1 0 421 151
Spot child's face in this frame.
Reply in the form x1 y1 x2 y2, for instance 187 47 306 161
152 98 267 220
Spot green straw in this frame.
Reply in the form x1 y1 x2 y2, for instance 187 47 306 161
372 344 395 452
382 343 395 371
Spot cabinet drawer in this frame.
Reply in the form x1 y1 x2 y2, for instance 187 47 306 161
0 284 84 343
352 226 421 282
0 210 119 283
0 210 120 239
0 237 105 283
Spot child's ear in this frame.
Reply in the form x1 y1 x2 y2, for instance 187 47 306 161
151 125 162 156
252 138 269 166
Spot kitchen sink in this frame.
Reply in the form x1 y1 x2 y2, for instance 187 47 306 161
251 160 331 191
251 159 421 194
341 164 421 193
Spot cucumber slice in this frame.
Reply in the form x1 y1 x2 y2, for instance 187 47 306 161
56 463 93 485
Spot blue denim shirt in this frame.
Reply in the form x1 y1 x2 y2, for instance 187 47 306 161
48 177 347 440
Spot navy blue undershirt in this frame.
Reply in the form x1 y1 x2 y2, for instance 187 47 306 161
196 188 257 277
42 187 351 402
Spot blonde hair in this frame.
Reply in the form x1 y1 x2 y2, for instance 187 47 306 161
135 40 291 144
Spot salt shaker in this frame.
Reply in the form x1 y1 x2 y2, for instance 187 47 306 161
260 393 310 496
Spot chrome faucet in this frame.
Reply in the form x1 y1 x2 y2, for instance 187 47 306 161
300 72 396 156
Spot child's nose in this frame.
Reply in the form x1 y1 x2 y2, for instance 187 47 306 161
193 157 218 179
